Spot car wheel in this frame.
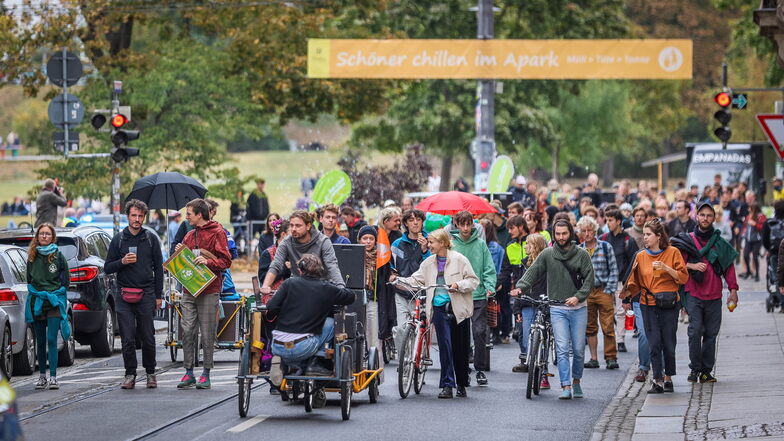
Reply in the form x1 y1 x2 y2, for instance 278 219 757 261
13 325 35 376
58 316 76 367
1 325 12 378
90 306 115 357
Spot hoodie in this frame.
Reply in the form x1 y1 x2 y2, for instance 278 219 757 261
516 240 594 304
181 220 233 295
449 227 497 301
105 227 165 298
269 225 345 287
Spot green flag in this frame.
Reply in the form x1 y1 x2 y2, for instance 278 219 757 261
487 155 515 193
311 170 352 208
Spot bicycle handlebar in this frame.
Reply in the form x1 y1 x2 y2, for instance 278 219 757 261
518 295 567 306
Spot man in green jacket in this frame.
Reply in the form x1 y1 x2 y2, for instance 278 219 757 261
450 211 497 386
514 219 594 400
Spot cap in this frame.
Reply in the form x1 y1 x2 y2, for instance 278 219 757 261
489 200 505 214
696 202 716 215
515 175 526 185
619 202 633 212
383 199 396 208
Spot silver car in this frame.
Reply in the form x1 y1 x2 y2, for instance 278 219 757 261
0 244 75 377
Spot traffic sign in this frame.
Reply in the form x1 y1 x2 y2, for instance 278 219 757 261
756 114 784 160
46 51 83 87
48 93 84 128
732 93 748 110
53 130 79 152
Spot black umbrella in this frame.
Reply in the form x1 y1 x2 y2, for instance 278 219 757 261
125 172 207 210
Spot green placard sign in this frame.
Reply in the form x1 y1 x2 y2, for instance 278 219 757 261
311 170 352 207
487 155 515 193
164 247 216 297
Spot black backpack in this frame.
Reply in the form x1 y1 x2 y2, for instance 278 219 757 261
767 219 784 253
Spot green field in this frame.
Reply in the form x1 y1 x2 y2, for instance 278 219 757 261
0 150 399 228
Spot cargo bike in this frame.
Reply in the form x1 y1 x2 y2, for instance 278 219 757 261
236 270 383 421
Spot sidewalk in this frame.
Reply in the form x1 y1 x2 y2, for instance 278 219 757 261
631 268 784 441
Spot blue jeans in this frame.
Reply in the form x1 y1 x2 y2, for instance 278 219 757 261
633 302 650 372
271 318 334 370
550 306 587 387
518 307 536 357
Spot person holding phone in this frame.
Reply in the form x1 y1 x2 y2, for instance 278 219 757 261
105 200 164 390
392 228 479 399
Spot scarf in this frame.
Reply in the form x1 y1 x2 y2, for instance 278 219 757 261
364 248 377 292
694 224 714 241
632 225 643 234
36 244 58 255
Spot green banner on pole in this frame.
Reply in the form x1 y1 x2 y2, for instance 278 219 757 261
311 170 352 207
487 155 515 193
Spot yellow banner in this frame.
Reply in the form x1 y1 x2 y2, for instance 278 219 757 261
307 39 692 80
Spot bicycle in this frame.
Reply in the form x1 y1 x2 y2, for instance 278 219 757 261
391 280 449 398
518 295 565 399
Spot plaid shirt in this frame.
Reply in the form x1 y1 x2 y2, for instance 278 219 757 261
580 240 618 293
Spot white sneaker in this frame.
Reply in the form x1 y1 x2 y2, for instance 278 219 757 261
48 377 59 390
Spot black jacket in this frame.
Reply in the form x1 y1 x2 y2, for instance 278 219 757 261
105 227 164 298
346 219 367 244
668 218 697 237
600 230 639 283
391 233 430 299
266 276 355 335
246 192 270 221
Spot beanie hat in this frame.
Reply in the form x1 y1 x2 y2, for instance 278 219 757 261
357 225 377 240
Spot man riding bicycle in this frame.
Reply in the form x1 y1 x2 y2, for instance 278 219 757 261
265 254 355 386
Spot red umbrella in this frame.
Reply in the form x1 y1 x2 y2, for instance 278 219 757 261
415 191 497 215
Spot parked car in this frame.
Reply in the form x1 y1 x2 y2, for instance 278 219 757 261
0 308 10 378
0 244 75 376
0 227 114 359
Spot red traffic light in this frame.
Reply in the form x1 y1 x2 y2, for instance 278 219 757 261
110 114 128 128
714 92 731 108
480 161 488 170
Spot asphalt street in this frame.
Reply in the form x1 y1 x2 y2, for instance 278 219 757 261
13 318 636 441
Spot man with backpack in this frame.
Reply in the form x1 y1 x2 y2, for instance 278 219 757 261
105 200 164 390
764 200 784 312
600 209 639 354
578 216 620 370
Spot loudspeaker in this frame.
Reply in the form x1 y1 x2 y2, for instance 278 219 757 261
333 244 366 289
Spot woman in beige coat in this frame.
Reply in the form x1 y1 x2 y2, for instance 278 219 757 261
393 228 479 399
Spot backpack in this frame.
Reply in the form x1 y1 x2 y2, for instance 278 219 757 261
767 219 784 253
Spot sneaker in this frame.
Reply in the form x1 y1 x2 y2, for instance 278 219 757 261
634 370 648 383
438 387 453 399
606 359 619 369
663 381 674 392
648 382 664 394
699 372 717 383
269 356 283 387
539 376 550 390
146 375 157 389
177 374 196 389
476 371 488 386
584 359 599 369
617 342 627 352
456 386 467 398
687 370 699 383
196 376 211 389
512 363 528 373
499 336 510 344
572 383 584 398
121 375 136 389
35 376 47 390
559 388 572 400
48 377 59 390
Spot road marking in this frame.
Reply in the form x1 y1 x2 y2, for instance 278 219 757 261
227 415 269 433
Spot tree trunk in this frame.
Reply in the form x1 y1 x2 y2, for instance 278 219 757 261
551 142 560 181
439 155 452 192
602 157 615 187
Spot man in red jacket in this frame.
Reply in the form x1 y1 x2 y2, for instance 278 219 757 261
175 199 232 390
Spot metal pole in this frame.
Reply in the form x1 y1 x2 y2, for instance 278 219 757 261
61 48 70 159
111 89 121 236
475 0 495 189
722 63 728 149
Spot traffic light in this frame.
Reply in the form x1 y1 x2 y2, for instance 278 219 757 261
109 111 140 162
713 91 732 143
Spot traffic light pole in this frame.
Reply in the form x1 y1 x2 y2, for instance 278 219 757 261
111 85 121 236
474 0 495 191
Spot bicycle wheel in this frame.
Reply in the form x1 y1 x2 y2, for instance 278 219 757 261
397 324 416 398
413 328 430 394
526 330 541 400
534 334 548 396
237 341 252 417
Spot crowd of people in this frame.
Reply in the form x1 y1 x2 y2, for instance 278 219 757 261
23 170 778 402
